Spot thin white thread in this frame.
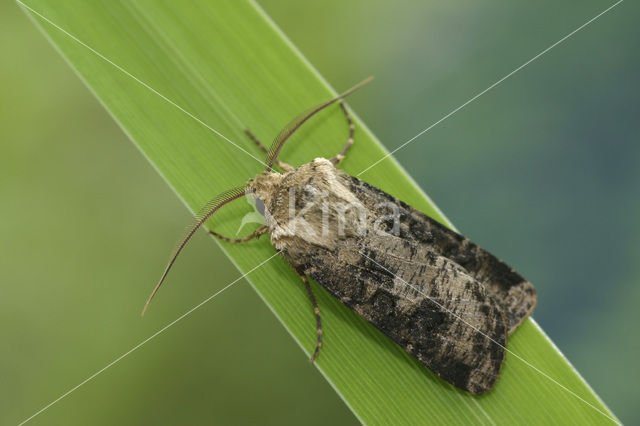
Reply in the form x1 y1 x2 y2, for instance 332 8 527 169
456 393 496 426
16 0 264 166
17 252 281 426
358 250 619 424
15 0 623 423
357 0 623 177
471 398 496 426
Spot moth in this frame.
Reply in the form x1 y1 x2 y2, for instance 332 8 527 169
143 77 536 395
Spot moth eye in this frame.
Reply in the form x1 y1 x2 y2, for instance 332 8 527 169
255 197 266 216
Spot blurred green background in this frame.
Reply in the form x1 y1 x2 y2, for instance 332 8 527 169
1 0 637 424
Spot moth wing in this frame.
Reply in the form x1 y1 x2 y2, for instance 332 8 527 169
291 237 507 395
342 173 536 334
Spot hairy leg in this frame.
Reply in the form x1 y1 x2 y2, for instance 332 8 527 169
330 100 355 165
298 273 323 362
208 225 268 243
245 129 294 172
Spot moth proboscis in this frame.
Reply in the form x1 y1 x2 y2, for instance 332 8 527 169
143 77 536 395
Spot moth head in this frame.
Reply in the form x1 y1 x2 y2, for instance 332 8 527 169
247 171 283 212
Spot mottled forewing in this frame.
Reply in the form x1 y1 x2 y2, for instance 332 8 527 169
343 174 536 334
284 235 506 394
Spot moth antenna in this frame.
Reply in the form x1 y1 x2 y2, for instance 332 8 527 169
142 186 248 316
266 76 373 171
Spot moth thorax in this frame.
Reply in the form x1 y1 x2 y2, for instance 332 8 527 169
264 159 369 250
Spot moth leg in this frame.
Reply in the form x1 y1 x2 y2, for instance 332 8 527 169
208 225 268 243
330 101 355 166
298 273 323 362
245 129 295 172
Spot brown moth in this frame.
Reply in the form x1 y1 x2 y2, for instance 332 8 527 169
143 77 536 394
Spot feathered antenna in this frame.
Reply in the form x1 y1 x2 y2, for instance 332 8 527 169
142 186 248 315
265 76 373 171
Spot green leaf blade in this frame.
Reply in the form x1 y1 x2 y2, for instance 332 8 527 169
23 0 618 424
